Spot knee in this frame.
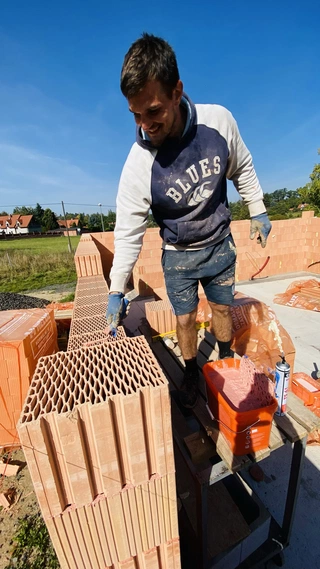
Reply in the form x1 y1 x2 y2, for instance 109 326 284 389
176 309 197 330
209 302 231 318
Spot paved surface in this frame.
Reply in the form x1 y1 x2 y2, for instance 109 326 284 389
236 272 320 568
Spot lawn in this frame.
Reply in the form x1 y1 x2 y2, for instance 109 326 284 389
0 235 80 293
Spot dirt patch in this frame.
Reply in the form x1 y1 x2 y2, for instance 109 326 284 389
23 283 76 303
0 449 41 569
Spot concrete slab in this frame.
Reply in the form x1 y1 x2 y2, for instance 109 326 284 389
236 272 320 377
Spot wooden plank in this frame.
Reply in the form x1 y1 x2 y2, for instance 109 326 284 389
184 431 217 464
249 447 271 463
273 412 307 442
287 392 320 433
269 423 286 451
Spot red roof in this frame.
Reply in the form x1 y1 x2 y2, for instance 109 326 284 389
57 218 79 228
0 214 34 228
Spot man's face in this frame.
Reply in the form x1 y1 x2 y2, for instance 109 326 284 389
128 80 183 147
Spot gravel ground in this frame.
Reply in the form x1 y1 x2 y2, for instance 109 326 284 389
0 292 50 311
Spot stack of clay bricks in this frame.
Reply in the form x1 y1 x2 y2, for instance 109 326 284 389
74 234 104 278
67 274 127 350
89 231 115 278
145 290 211 336
17 335 180 569
131 228 164 296
0 308 58 447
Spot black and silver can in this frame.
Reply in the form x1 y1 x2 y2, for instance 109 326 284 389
275 355 290 416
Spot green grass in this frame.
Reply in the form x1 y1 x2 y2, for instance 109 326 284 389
60 292 75 302
4 513 59 569
0 236 80 293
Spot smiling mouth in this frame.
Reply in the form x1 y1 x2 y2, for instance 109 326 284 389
147 126 161 135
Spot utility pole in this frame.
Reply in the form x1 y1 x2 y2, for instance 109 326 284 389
98 203 105 232
61 200 73 254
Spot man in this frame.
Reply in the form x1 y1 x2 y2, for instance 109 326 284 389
106 33 271 408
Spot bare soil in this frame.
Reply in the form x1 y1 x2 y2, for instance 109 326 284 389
23 283 76 303
0 449 41 569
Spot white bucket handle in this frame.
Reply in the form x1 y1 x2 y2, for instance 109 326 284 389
206 404 260 433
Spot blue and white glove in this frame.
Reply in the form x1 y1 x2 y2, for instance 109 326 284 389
106 293 130 337
250 213 272 248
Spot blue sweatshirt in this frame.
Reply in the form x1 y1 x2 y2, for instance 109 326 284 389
110 94 265 293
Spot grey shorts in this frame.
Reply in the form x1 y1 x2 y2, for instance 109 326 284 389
161 234 236 316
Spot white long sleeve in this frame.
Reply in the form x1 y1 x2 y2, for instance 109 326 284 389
109 143 155 293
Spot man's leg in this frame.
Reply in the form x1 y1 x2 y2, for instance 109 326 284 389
208 301 233 359
176 308 199 408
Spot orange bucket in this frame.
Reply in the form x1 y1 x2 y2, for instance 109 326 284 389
203 359 277 455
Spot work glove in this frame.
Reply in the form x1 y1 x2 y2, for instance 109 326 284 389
250 213 272 248
106 293 130 337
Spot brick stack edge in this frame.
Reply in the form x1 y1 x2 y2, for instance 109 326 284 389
18 333 180 568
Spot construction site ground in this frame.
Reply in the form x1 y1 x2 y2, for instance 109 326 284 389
0 272 319 568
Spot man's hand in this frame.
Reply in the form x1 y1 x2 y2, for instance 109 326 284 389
250 213 272 248
106 292 130 337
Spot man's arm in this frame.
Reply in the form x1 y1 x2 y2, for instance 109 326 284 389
225 111 271 246
106 144 154 335
109 143 154 293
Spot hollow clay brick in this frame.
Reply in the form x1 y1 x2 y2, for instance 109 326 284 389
0 308 58 446
67 326 126 351
45 476 180 569
18 337 174 517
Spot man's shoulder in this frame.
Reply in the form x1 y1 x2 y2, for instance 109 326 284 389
195 103 233 123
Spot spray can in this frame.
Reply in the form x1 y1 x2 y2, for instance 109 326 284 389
275 354 290 416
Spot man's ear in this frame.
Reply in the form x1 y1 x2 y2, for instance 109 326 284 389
173 80 184 105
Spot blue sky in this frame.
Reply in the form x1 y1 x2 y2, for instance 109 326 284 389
0 0 319 216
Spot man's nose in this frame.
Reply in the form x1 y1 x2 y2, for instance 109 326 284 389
140 115 153 131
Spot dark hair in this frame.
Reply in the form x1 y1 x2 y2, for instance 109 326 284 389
120 33 180 98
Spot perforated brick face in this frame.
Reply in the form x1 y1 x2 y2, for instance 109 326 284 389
73 301 109 319
73 292 109 308
67 326 126 351
68 314 108 336
76 276 108 290
21 337 167 423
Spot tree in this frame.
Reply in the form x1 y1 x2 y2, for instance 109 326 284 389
13 205 34 215
41 208 59 231
0 211 8 216
147 213 158 227
78 213 87 229
229 200 249 220
308 163 320 208
33 203 45 225
87 214 102 232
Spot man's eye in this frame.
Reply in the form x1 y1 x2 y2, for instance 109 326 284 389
148 108 160 115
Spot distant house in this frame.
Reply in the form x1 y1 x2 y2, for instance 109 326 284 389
57 218 80 236
0 214 41 235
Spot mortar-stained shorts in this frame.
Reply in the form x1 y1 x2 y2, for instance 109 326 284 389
161 234 236 316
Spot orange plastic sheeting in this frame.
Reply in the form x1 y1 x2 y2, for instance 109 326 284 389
0 308 58 447
231 292 295 383
273 279 320 311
